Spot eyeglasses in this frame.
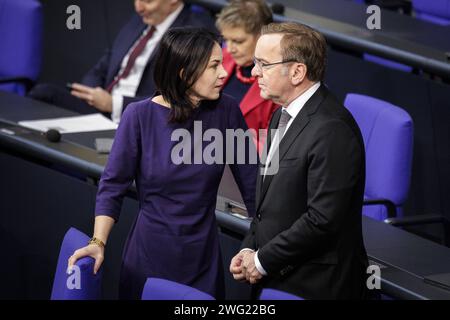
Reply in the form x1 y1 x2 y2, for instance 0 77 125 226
253 58 298 71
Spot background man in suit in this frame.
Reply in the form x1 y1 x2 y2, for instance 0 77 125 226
230 22 371 299
29 0 215 122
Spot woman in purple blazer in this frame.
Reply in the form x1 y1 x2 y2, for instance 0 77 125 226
68 28 257 299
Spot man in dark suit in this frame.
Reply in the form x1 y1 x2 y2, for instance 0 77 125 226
29 0 215 122
230 22 371 299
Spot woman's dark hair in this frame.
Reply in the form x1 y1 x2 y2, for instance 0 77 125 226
153 27 221 123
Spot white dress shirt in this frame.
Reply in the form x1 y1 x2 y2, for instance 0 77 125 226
110 4 184 123
242 82 321 276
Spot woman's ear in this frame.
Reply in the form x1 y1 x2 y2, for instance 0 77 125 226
291 63 307 86
179 68 184 80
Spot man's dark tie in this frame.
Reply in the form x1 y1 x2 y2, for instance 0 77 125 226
106 26 156 92
277 109 292 140
263 109 292 180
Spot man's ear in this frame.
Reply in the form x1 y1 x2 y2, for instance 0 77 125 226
291 63 307 86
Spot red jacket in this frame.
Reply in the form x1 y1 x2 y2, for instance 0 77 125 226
222 48 279 153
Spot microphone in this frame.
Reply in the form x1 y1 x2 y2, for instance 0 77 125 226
44 129 61 143
0 118 62 142
271 3 285 15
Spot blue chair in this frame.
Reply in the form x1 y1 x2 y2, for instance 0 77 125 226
344 94 414 221
363 54 413 73
51 228 102 300
141 278 215 300
412 0 450 26
259 288 303 300
0 0 43 95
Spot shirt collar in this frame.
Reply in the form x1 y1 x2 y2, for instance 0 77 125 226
154 3 184 33
283 82 321 119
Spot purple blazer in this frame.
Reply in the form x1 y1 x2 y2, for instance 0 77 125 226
95 94 257 299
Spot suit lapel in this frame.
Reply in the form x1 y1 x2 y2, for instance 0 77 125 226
256 109 280 211
146 5 190 64
167 5 190 28
108 16 147 84
278 85 328 161
256 85 328 211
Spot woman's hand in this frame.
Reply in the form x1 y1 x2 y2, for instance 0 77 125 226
67 244 105 275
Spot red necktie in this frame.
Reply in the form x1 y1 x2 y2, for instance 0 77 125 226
106 26 156 92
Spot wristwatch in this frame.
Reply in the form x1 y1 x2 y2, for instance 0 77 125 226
88 237 105 248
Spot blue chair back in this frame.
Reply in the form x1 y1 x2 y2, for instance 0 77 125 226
51 228 102 300
344 94 414 221
363 54 413 73
0 0 42 95
141 278 215 300
412 0 450 25
259 288 303 300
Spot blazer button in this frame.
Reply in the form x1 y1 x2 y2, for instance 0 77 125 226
257 214 261 220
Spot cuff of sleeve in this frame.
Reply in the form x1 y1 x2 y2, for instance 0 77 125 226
94 204 120 222
255 250 268 276
239 248 255 254
111 94 124 123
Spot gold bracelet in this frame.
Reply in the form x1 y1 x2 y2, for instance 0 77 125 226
88 237 105 248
